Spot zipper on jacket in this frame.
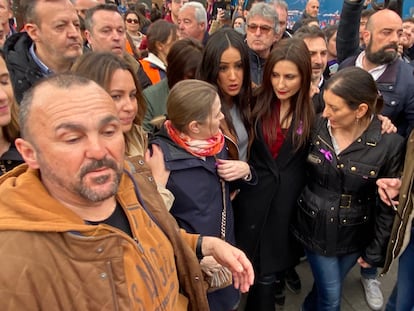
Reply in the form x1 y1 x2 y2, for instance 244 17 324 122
105 260 120 311
134 237 145 253
317 135 336 155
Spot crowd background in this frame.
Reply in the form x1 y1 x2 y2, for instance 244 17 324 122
0 0 413 310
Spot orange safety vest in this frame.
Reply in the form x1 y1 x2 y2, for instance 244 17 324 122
139 59 163 85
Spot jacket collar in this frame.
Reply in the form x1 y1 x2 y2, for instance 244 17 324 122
0 162 136 233
152 124 225 173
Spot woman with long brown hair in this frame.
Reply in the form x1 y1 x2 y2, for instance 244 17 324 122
0 50 23 175
233 38 315 310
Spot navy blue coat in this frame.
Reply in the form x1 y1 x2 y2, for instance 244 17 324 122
340 56 414 138
248 48 266 87
150 125 239 311
336 0 414 138
151 126 235 242
4 32 46 104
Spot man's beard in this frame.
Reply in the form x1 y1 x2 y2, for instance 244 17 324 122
365 39 398 65
75 158 122 202
38 154 123 203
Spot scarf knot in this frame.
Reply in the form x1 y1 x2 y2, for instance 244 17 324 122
165 120 225 158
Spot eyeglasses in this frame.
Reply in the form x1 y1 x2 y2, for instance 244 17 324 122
126 18 139 24
246 23 273 34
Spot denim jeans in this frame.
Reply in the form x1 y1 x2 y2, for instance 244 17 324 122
303 249 360 311
386 228 414 311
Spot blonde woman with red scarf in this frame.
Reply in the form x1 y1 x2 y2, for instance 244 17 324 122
150 79 241 311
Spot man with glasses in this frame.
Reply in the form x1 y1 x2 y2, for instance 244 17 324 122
245 2 279 87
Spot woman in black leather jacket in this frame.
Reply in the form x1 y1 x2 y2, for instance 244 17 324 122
291 67 405 311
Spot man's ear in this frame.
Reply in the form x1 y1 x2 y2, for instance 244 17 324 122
15 138 40 169
84 29 92 44
362 30 371 47
24 23 40 42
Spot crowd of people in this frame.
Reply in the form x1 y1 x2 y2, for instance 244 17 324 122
0 0 413 310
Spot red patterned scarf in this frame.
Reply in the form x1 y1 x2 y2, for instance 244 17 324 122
164 120 225 158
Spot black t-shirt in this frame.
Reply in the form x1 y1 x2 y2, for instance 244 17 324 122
86 202 133 237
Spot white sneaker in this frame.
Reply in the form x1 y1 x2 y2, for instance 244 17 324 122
360 277 384 310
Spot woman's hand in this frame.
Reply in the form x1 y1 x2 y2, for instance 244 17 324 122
145 144 170 187
216 159 250 182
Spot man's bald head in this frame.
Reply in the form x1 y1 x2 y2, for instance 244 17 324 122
305 0 319 18
363 9 402 66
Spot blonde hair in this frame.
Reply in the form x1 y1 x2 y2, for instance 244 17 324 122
167 80 218 133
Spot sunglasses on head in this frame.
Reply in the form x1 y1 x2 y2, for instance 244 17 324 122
246 23 273 34
126 18 139 24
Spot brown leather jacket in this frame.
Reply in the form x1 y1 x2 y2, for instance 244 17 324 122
382 131 414 274
0 158 209 310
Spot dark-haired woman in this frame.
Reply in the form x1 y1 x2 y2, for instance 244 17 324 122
143 38 203 133
138 19 177 89
292 67 404 311
198 28 256 188
233 38 315 310
124 9 146 60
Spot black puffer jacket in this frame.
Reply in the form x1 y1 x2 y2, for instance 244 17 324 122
291 116 404 267
4 32 46 104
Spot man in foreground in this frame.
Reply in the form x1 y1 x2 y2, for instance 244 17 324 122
0 73 254 310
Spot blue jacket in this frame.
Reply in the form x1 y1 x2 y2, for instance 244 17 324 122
150 125 239 311
4 32 46 104
336 0 414 138
248 48 266 87
340 56 414 138
151 125 235 243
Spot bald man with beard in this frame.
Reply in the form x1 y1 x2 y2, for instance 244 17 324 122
338 3 414 139
292 0 319 33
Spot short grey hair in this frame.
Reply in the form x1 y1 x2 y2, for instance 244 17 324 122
180 1 207 30
246 2 279 34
